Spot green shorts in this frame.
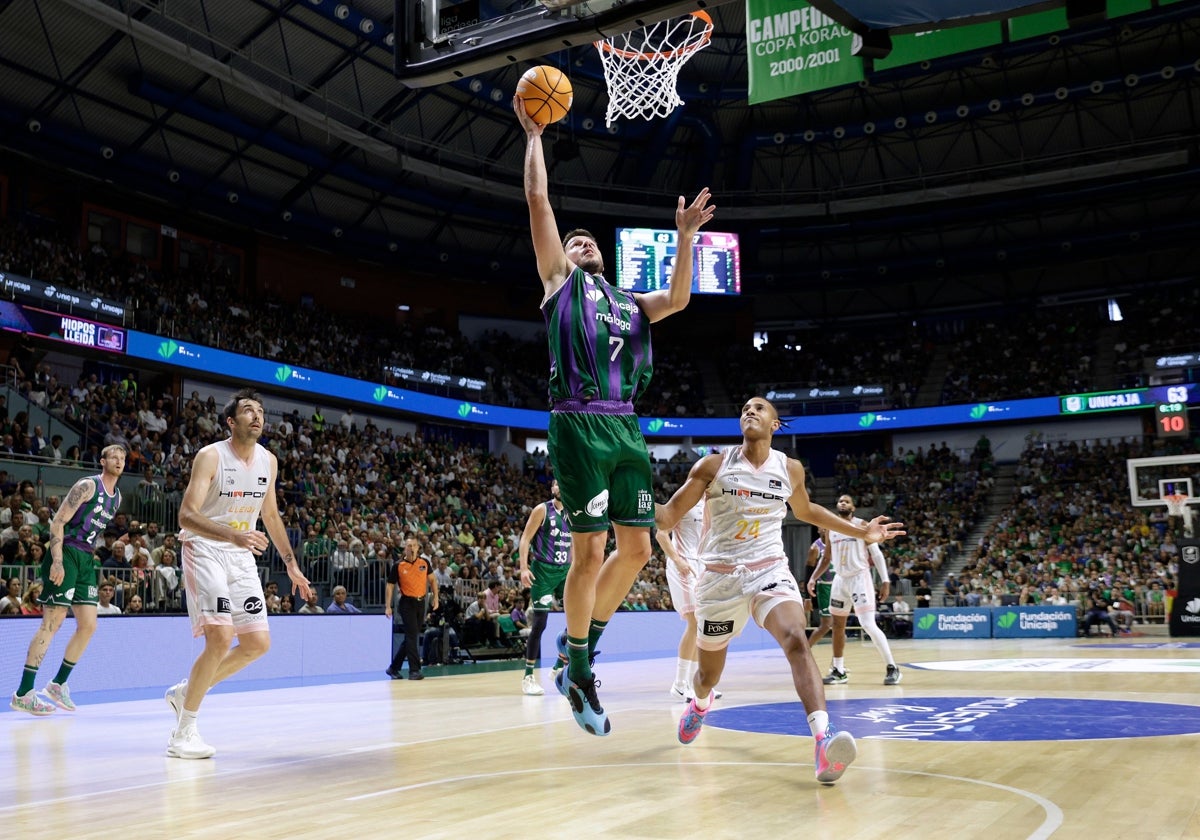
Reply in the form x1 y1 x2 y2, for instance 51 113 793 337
39 544 99 608
548 411 654 533
815 580 833 617
529 559 570 610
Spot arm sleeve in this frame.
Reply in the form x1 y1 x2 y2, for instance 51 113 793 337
868 542 888 581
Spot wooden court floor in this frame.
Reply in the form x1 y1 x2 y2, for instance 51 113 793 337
3 635 1197 840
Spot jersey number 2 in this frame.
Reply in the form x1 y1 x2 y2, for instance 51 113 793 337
734 520 761 540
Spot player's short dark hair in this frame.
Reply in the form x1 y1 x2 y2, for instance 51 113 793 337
562 228 596 249
223 388 264 423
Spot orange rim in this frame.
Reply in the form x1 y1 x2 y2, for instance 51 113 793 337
595 10 713 61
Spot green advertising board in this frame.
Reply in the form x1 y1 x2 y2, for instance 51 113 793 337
1060 388 1149 415
874 21 1003 71
745 0 864 105
1010 0 1154 41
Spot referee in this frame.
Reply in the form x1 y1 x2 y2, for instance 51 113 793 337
385 538 438 680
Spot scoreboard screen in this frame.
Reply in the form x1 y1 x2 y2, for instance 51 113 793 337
614 228 741 295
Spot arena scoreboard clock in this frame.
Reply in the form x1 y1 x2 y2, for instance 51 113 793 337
1155 402 1190 439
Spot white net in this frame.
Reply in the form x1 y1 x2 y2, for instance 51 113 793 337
1165 493 1189 517
594 11 714 127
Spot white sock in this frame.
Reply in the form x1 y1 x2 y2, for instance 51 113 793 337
675 658 692 686
694 690 713 711
179 710 198 730
832 657 845 671
807 710 829 737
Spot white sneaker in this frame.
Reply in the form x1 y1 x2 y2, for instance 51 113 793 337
670 681 690 700
522 674 545 696
43 682 76 711
11 690 55 716
165 679 188 724
166 724 216 759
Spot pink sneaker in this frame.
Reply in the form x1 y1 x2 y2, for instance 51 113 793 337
678 693 712 744
814 725 857 784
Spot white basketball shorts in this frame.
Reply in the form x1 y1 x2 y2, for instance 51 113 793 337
182 538 269 638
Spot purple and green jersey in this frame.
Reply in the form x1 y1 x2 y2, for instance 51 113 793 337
542 267 653 410
63 476 122 551
530 501 572 566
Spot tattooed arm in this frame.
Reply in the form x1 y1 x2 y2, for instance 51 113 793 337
47 477 95 585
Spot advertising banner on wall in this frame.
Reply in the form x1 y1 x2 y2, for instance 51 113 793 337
913 608 992 639
991 605 1077 638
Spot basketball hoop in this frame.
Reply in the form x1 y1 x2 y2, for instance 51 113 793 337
1165 493 1189 518
594 10 714 127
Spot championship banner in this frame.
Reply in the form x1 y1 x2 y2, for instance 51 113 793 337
745 0 863 105
1169 539 1200 637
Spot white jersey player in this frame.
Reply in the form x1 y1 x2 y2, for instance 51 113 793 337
657 496 720 701
656 396 905 785
165 389 312 760
809 494 901 686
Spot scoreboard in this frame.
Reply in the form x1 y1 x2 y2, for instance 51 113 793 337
615 227 741 295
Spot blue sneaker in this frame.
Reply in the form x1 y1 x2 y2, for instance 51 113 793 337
554 664 571 698
814 725 857 784
677 694 711 744
559 669 611 737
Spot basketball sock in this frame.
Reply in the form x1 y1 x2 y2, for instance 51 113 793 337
832 657 845 671
524 660 536 677
18 665 38 696
587 619 607 658
179 709 199 729
566 635 591 680
53 659 77 686
807 710 830 737
694 690 713 711
675 658 692 686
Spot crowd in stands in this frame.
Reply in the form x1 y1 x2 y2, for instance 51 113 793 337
721 324 933 414
834 434 996 590
8 217 1200 416
939 309 1097 404
953 436 1185 626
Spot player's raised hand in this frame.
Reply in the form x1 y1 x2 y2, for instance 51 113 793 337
863 515 905 544
676 188 715 239
513 94 545 136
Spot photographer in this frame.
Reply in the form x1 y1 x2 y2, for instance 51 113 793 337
422 586 463 666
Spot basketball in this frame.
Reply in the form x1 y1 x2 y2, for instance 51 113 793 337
516 65 573 126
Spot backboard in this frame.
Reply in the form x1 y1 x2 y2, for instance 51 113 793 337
1127 453 1200 508
394 0 734 87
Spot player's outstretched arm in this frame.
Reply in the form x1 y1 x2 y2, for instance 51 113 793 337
261 453 312 601
785 459 905 544
514 95 569 294
637 189 716 323
655 454 720 532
